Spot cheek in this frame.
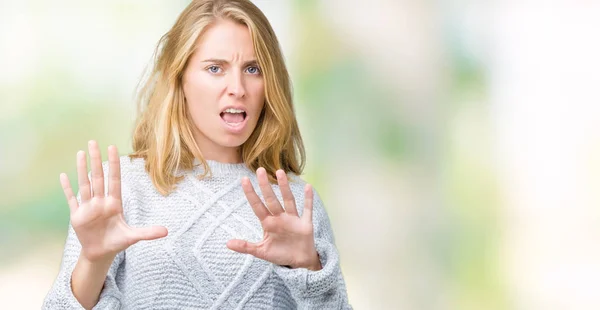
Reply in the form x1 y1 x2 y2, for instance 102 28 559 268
184 77 215 125
184 72 222 104
248 80 266 110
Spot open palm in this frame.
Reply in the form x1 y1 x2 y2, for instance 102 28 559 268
227 168 321 271
60 141 168 262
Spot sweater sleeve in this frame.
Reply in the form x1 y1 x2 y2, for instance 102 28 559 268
42 221 125 310
273 189 352 309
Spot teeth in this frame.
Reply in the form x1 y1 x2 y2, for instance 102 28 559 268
224 108 244 114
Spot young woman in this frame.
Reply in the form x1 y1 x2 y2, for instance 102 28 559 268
43 0 351 309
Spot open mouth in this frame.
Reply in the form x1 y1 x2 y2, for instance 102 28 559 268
220 108 247 127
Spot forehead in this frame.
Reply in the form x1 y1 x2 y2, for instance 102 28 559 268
195 19 256 58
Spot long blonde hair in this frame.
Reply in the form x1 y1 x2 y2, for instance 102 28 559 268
130 0 305 196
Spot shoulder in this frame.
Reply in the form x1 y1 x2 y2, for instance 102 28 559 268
100 155 154 196
285 173 322 197
100 155 148 181
118 155 147 176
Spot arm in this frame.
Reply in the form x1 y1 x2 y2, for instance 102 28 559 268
42 222 125 310
72 253 118 309
43 142 167 309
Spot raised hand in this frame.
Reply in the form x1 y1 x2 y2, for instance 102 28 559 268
60 140 168 263
227 168 322 271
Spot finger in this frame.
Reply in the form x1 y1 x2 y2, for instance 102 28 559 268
257 167 284 215
242 177 270 221
226 239 261 258
131 226 169 242
59 173 79 214
76 150 91 202
302 184 314 223
276 170 298 217
107 145 121 199
88 140 105 197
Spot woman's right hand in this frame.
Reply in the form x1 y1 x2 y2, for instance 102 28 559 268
60 140 168 263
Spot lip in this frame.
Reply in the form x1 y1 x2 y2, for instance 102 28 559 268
219 106 248 134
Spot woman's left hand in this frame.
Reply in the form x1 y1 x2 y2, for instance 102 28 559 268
226 167 322 271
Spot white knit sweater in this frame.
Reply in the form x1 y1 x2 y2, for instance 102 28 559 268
43 156 351 309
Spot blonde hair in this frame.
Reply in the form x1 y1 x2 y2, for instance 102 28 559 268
130 0 305 196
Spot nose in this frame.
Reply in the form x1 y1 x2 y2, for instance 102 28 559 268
227 71 246 99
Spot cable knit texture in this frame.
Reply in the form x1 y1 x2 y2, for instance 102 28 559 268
43 156 351 309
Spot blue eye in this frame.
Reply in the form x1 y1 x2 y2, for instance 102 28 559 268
207 65 222 74
245 66 261 75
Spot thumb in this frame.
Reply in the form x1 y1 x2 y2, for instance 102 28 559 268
227 239 260 257
131 226 169 242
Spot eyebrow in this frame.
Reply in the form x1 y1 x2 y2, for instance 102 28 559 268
200 58 258 67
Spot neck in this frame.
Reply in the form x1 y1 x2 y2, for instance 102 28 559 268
201 150 242 164
192 131 242 164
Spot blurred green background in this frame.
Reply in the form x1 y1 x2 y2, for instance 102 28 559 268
1 1 600 309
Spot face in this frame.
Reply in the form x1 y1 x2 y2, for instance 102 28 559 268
182 19 265 163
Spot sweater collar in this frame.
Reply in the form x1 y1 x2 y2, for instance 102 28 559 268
192 158 253 177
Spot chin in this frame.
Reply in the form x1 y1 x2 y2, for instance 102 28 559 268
217 135 251 148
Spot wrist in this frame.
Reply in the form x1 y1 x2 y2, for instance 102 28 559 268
305 254 322 271
291 252 322 271
80 251 116 267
